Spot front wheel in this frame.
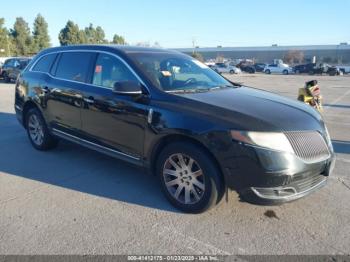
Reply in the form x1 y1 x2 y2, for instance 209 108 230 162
25 108 58 150
156 142 224 213
282 70 289 75
229 70 234 74
265 69 271 74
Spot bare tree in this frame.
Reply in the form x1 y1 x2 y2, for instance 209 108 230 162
283 50 304 65
191 52 204 62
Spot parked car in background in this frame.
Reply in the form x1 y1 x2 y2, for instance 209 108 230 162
337 65 350 74
264 64 293 75
253 63 267 72
326 66 342 76
309 63 341 76
293 63 315 74
1 57 31 82
213 63 241 74
0 61 3 78
236 62 256 74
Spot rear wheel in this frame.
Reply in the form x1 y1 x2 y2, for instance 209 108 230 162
229 70 234 74
156 142 224 213
283 69 288 75
25 108 58 150
265 69 271 74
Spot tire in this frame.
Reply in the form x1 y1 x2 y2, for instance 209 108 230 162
282 70 288 75
156 142 224 213
229 70 234 74
3 73 10 83
25 108 58 151
265 69 271 74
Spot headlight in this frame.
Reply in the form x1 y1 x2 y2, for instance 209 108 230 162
231 130 294 154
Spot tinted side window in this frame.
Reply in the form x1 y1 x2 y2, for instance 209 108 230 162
5 59 14 66
55 52 94 83
32 54 57 73
92 53 138 88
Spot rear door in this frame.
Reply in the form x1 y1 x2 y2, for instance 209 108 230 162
44 51 96 136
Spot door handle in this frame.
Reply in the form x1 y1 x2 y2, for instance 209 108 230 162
84 97 95 104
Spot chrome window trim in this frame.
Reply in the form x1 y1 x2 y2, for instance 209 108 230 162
28 49 150 94
52 128 140 161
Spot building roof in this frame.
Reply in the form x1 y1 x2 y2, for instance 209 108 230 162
175 44 350 53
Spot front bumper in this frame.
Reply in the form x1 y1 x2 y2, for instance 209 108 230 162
221 142 335 204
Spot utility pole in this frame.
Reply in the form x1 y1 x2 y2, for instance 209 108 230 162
192 37 196 54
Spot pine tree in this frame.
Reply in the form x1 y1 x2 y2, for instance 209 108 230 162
32 14 50 52
58 20 85 46
10 17 32 56
112 34 126 45
0 18 11 56
84 23 96 44
84 24 107 44
95 26 107 44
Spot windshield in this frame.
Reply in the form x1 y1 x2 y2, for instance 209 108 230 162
128 52 234 92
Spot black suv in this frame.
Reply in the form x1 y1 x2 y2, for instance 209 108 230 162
15 45 335 213
2 57 31 82
293 63 315 74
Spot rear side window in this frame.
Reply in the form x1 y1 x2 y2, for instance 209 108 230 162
32 54 57 73
55 52 94 83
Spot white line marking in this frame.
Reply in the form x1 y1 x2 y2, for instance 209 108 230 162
324 89 350 109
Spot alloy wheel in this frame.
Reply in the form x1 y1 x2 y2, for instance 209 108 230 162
28 114 44 146
163 153 205 204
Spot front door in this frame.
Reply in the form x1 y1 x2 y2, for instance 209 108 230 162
80 53 149 159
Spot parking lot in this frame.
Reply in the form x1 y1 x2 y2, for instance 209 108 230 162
0 74 349 255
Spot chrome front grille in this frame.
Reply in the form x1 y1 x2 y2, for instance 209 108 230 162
284 131 330 162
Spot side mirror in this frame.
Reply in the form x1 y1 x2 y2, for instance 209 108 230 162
112 81 143 95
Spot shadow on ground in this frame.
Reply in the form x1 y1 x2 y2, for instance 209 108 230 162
332 140 350 154
0 111 178 213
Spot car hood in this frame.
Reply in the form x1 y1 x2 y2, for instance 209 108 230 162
178 87 324 132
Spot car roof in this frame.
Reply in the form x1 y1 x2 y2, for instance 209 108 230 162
38 44 181 56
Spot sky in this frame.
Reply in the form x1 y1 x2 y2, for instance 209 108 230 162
1 0 350 48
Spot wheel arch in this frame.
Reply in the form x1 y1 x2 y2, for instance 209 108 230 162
22 100 41 128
